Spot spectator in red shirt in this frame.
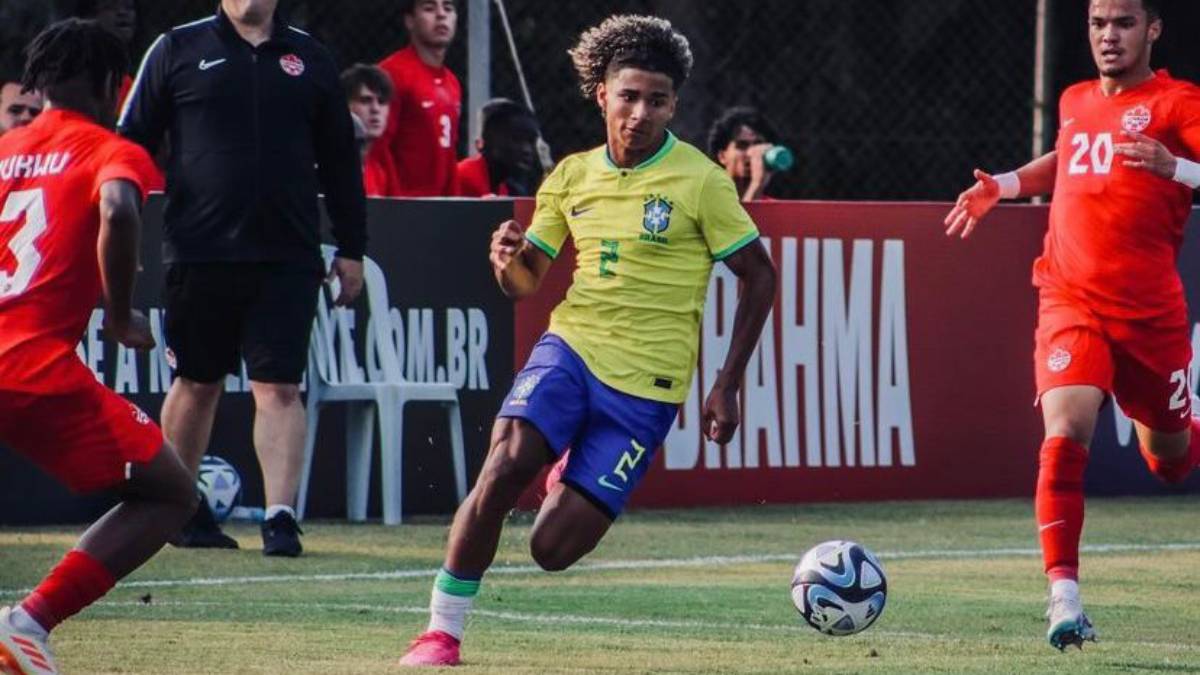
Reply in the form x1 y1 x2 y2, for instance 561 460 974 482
458 98 541 197
342 63 397 197
373 0 461 196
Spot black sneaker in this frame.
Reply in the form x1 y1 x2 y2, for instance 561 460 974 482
171 496 239 549
261 511 303 557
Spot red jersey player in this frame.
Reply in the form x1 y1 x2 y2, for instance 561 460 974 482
342 63 399 197
945 0 1200 651
372 0 461 196
0 20 194 675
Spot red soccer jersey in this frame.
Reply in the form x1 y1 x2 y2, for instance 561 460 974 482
456 155 508 197
1035 71 1200 319
0 109 157 393
362 150 397 197
373 46 461 197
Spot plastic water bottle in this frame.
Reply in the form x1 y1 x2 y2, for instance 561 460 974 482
229 506 265 523
763 145 795 172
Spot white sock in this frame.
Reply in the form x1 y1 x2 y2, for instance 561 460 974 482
265 504 295 521
1050 578 1080 601
428 588 475 641
7 606 48 640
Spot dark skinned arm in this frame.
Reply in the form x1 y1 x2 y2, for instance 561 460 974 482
98 179 154 349
703 239 778 443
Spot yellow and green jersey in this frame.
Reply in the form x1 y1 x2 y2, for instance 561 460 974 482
525 131 760 403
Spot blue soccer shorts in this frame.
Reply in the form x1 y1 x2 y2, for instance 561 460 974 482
498 333 679 519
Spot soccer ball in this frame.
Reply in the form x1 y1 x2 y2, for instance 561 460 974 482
197 455 242 523
791 540 887 636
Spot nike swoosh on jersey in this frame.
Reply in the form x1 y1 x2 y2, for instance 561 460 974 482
421 100 435 109
570 206 593 218
199 58 227 71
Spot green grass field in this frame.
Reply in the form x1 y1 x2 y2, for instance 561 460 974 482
2 497 1199 674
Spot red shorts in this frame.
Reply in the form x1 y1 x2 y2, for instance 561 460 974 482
0 361 162 493
1034 289 1193 432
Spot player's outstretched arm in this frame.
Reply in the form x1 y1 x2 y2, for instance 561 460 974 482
98 179 154 349
490 219 552 299
943 151 1057 239
1115 131 1200 189
703 239 777 444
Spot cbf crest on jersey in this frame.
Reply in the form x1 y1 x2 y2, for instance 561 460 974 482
640 194 672 245
508 373 541 406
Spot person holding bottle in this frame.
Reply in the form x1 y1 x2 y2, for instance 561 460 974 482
707 105 791 202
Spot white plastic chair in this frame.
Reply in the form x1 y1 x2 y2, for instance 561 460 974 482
297 245 468 525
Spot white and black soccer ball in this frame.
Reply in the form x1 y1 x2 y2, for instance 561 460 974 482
197 455 242 523
791 540 887 636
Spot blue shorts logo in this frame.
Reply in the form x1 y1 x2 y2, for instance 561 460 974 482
508 373 541 406
597 439 648 492
640 195 672 245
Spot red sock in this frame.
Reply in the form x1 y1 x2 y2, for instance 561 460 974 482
20 550 115 633
1036 437 1088 583
1138 418 1200 485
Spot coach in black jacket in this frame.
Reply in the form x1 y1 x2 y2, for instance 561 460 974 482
119 0 366 557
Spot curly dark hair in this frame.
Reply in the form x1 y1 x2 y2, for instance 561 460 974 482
23 18 127 100
707 106 780 158
568 14 693 100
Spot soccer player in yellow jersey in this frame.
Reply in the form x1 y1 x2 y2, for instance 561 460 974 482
400 15 777 667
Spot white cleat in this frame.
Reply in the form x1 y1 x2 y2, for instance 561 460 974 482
1046 593 1097 651
0 607 58 674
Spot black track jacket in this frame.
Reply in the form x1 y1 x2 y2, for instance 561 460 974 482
118 7 366 269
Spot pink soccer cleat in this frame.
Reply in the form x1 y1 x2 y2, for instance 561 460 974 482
0 607 58 675
398 630 461 667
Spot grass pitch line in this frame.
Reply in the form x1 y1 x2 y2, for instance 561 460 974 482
99 599 1200 652
2 541 1199 597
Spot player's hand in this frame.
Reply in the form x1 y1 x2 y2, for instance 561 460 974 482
329 257 364 306
1115 130 1177 179
744 143 775 200
104 309 155 350
944 169 1000 239
489 219 525 273
702 377 740 444
746 143 776 180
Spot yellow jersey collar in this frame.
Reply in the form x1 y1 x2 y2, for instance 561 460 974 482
603 131 677 172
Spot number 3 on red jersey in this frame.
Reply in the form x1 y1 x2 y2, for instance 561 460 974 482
439 114 452 149
1067 132 1114 175
0 188 48 299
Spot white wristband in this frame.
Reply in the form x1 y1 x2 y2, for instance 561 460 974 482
1172 157 1200 190
994 171 1021 200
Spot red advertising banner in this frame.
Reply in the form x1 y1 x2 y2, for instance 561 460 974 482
514 200 1052 507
